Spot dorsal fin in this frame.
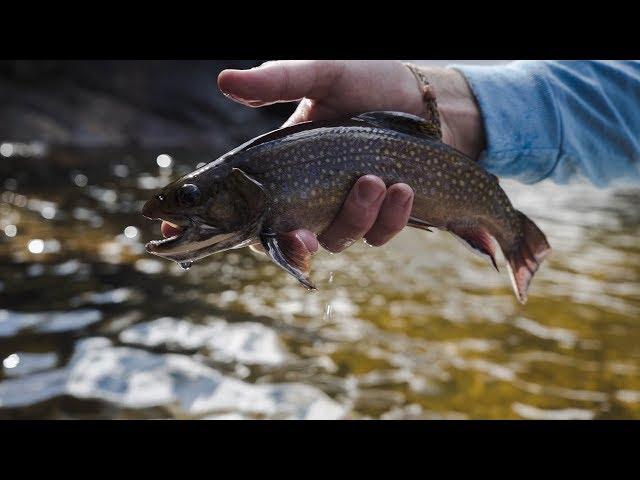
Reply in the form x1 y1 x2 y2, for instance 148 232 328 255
206 111 442 173
197 120 334 172
353 111 442 141
222 117 363 157
234 111 442 156
235 120 318 152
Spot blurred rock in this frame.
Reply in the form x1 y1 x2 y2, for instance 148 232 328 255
0 60 291 149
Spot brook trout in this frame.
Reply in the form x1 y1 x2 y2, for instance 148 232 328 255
142 111 551 303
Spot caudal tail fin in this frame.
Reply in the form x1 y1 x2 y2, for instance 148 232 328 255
503 212 551 304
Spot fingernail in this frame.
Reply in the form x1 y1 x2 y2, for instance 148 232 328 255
223 92 246 103
356 180 383 206
389 186 413 206
223 92 262 107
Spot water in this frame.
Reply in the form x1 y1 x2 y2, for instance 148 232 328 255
0 148 639 419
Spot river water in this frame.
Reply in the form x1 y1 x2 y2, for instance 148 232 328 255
0 146 639 419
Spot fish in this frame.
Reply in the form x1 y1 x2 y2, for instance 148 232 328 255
142 111 551 303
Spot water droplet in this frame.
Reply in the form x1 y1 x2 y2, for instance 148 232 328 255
179 261 193 270
323 304 333 322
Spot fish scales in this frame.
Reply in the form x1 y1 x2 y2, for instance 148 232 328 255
237 126 519 241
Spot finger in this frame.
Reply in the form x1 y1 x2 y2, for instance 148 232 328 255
318 175 386 253
249 230 319 256
286 230 319 255
364 183 414 247
217 60 345 107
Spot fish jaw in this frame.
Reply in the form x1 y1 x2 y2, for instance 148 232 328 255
145 221 255 263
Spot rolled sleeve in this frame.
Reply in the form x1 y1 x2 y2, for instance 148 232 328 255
450 62 563 184
449 61 640 187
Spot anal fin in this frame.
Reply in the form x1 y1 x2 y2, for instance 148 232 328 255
260 231 316 290
448 223 499 272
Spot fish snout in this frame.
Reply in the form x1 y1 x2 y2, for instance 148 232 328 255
142 197 161 219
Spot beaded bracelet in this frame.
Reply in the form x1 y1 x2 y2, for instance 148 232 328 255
403 62 443 139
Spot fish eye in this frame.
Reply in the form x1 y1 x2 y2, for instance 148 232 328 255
155 193 165 202
176 184 201 207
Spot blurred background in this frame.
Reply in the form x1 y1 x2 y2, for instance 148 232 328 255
0 60 639 420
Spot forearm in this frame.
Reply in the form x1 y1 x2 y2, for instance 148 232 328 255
450 60 640 186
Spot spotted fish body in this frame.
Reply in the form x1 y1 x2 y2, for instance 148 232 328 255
244 124 512 238
143 112 551 303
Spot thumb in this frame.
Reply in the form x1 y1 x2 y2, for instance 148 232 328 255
218 60 344 108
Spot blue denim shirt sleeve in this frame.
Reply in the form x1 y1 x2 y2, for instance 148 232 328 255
449 61 640 186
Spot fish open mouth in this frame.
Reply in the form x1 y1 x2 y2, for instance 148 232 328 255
141 196 257 263
145 220 190 249
161 221 183 239
144 219 195 256
144 216 243 263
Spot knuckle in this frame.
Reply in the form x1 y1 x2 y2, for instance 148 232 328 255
278 63 290 100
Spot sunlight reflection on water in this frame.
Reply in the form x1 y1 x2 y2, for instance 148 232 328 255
0 148 638 419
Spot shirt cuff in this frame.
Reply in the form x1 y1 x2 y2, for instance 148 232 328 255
448 62 563 184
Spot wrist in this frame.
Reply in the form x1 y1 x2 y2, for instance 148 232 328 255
403 64 486 160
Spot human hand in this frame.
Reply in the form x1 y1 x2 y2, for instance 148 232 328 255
216 60 484 255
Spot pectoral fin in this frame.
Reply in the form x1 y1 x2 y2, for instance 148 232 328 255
260 231 316 290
